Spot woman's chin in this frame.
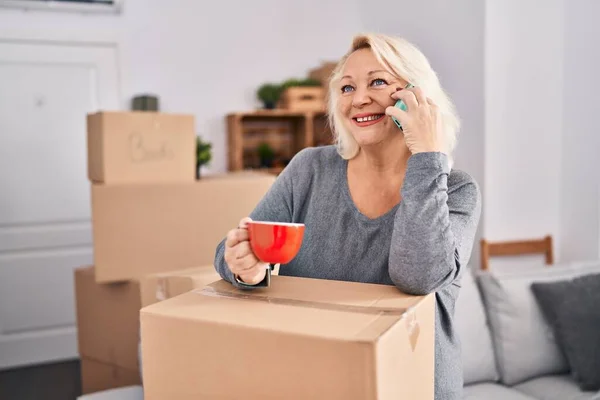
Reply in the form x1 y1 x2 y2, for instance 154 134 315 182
351 128 397 147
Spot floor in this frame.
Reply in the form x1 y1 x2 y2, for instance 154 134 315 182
0 360 81 400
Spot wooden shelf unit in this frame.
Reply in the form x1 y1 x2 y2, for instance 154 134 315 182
226 109 331 173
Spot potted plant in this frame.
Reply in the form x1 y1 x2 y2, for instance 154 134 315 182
281 78 321 88
257 142 276 168
196 136 212 179
257 83 282 109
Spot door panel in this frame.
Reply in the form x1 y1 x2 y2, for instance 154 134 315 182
0 221 92 253
0 62 94 224
0 38 119 369
0 250 92 334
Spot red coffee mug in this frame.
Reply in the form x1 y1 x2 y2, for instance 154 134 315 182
246 221 305 264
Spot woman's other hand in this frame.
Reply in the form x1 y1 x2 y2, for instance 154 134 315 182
385 86 447 155
224 217 268 285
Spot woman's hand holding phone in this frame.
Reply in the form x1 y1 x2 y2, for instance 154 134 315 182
385 85 447 155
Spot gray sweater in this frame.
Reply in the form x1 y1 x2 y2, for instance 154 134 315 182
214 145 482 399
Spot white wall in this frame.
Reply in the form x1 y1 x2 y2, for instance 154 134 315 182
2 0 598 267
1 0 489 264
484 0 565 266
360 0 485 196
0 0 362 173
363 0 599 268
0 0 486 181
560 0 600 262
360 0 486 267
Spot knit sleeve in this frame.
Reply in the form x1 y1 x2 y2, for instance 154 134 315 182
388 152 481 295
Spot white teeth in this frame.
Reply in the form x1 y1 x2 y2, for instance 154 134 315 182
356 115 382 122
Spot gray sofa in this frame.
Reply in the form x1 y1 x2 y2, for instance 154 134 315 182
457 260 600 400
79 261 600 400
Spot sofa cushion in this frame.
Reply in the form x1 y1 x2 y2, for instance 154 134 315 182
463 383 536 399
477 261 600 385
455 267 499 384
514 374 599 400
531 273 600 391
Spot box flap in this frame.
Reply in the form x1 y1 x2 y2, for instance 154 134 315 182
138 265 220 307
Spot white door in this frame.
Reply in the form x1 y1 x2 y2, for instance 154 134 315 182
0 38 120 369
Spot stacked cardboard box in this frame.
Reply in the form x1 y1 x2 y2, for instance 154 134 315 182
75 265 223 393
75 111 275 394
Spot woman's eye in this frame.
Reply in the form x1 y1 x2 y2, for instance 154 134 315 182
341 85 354 93
371 78 388 86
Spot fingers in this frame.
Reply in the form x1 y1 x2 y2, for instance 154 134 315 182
225 216 253 248
238 265 268 285
234 240 252 259
225 227 249 248
426 97 438 109
426 98 440 118
230 251 266 277
224 243 259 273
385 104 408 120
412 87 428 106
238 217 253 229
234 252 259 273
391 88 419 109
392 86 434 108
224 237 252 264
224 216 268 282
224 226 261 274
388 86 440 120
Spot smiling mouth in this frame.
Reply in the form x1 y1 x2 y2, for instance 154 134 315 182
352 113 385 127
353 114 384 123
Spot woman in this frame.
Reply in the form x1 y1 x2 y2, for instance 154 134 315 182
214 33 481 399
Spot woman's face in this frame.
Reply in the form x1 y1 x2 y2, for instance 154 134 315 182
337 48 408 148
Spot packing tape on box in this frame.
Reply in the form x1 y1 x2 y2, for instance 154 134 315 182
199 287 421 349
199 286 408 316
155 277 168 302
403 308 420 351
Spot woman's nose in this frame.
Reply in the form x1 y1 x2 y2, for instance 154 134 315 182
351 87 372 108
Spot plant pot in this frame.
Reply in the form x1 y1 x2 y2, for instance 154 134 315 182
263 101 276 109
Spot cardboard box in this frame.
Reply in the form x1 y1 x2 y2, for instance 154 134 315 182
75 265 221 374
87 111 195 183
91 172 275 283
75 266 142 372
80 356 140 395
140 276 435 400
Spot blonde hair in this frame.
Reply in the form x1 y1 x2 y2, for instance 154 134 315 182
327 33 460 166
